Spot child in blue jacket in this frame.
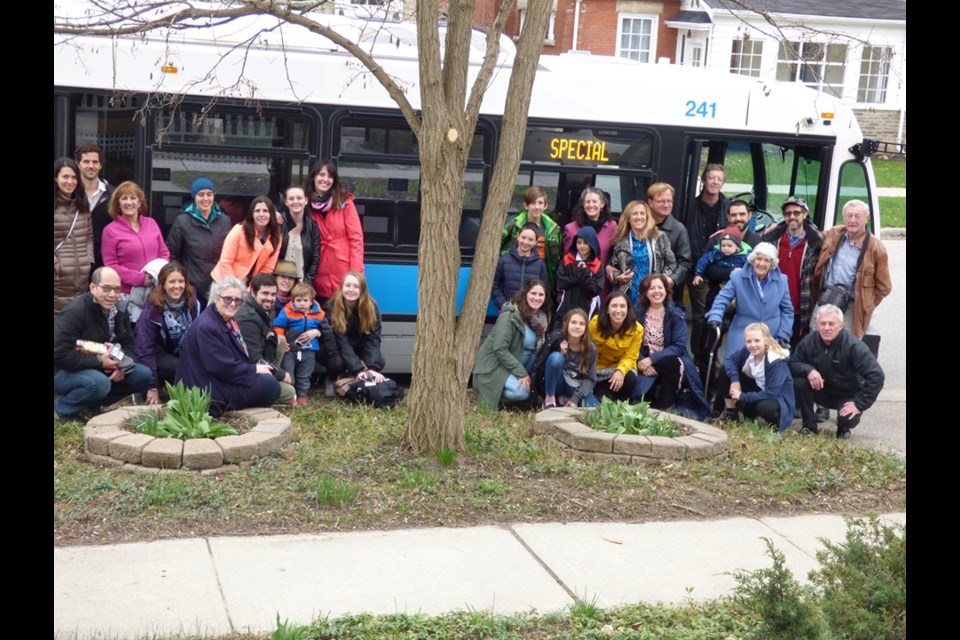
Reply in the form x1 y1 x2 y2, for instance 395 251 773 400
273 282 337 404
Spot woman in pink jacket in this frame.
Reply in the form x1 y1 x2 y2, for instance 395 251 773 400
102 181 170 294
305 161 364 303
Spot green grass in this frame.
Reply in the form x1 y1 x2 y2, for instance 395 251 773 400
872 158 906 189
878 196 906 228
54 402 906 546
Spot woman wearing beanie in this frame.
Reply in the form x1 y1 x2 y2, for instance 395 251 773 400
166 177 232 307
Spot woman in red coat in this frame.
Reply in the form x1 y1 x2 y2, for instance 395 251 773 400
305 161 364 303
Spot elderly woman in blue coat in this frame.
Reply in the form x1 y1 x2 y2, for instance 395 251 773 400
175 276 280 416
722 322 796 430
706 241 793 417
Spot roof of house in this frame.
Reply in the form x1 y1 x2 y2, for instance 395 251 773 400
703 0 905 22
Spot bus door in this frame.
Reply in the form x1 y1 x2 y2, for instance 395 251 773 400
681 136 832 233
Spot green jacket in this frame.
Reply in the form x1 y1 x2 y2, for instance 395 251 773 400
472 303 535 408
501 210 562 290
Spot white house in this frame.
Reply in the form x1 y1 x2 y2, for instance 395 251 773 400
666 0 906 145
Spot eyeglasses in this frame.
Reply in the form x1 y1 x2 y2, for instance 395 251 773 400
783 209 806 217
95 284 122 294
219 295 243 307
652 199 674 205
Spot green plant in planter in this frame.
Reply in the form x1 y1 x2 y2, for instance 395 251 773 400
587 397 682 437
132 381 238 439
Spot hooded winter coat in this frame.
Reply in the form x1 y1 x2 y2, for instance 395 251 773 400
472 302 545 408
555 226 604 319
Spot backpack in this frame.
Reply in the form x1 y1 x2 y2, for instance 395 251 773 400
337 377 405 409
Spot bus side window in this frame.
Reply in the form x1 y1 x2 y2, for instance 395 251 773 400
836 161 874 230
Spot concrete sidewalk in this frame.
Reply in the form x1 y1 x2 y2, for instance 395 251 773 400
54 512 905 639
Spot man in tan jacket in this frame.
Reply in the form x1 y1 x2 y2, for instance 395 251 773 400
812 199 892 354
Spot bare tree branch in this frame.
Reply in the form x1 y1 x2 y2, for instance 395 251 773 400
464 0 516 132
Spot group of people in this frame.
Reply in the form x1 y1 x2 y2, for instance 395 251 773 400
478 166 892 438
54 146 384 420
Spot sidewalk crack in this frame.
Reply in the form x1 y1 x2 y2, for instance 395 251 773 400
504 524 577 601
205 538 235 633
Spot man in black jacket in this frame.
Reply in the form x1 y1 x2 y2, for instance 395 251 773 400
646 182 693 293
234 274 296 404
53 267 152 421
789 304 885 438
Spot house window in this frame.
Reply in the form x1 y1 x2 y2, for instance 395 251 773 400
730 39 763 77
776 41 847 97
519 2 558 45
858 46 892 104
617 15 658 63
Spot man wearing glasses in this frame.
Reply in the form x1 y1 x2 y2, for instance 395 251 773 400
761 196 824 348
53 267 152 422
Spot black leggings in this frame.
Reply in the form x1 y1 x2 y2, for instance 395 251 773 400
739 377 781 427
594 370 639 403
644 357 683 409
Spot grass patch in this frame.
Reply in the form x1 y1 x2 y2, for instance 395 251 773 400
54 403 905 545
872 158 906 189
878 196 906 228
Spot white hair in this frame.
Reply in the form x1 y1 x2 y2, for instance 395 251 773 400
816 304 844 322
747 242 779 267
209 276 245 302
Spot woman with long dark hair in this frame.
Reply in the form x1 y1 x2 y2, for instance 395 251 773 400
54 157 93 313
211 196 283 285
472 279 550 408
588 291 643 402
135 261 201 405
306 161 364 304
561 187 617 274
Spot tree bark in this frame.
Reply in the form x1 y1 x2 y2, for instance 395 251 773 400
403 0 552 453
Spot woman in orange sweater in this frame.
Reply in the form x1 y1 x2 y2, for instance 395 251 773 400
211 196 283 285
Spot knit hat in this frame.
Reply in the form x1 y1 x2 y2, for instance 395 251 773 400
717 225 742 249
191 177 215 199
273 260 300 280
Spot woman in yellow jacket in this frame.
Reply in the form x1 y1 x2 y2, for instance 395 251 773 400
589 291 644 402
211 197 283 285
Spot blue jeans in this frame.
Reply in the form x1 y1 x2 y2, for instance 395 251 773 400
502 350 537 402
54 364 153 418
544 352 599 407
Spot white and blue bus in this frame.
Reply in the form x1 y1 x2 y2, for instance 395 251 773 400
54 10 885 372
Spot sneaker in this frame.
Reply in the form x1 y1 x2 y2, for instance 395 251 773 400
325 379 336 397
814 405 830 422
836 427 852 440
288 398 298 406
296 397 309 405
799 425 819 436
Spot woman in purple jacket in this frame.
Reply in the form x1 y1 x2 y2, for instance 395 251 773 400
175 277 280 416
135 262 201 405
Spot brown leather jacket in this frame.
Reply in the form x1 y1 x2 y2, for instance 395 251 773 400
54 195 94 314
813 226 892 337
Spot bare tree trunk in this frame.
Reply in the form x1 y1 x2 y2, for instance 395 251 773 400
403 0 552 454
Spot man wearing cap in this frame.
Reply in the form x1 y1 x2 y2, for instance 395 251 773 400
790 303 885 439
812 199 891 355
234 273 297 405
54 267 152 422
272 260 300 318
762 196 824 347
166 177 232 307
